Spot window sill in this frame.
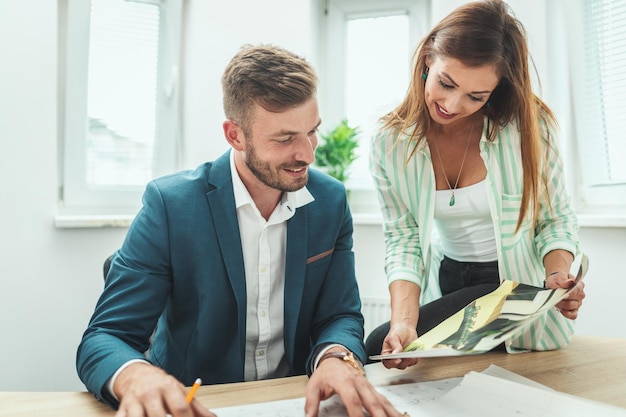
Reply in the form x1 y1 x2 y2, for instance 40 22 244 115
576 213 626 228
352 212 383 225
55 212 384 229
54 213 134 228
54 211 625 229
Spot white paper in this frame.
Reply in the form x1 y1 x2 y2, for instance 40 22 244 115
210 363 626 417
210 377 460 417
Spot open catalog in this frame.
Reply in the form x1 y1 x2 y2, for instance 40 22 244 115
370 254 589 360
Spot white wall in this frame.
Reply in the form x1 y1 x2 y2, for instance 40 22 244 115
0 0 126 392
0 0 623 393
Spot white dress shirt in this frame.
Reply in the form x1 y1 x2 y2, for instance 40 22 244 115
230 152 314 381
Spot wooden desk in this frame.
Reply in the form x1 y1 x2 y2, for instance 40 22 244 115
1 335 625 416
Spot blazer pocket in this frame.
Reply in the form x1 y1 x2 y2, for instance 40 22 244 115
306 248 334 264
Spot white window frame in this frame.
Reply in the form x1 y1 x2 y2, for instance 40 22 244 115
57 0 183 226
316 0 429 217
560 0 626 224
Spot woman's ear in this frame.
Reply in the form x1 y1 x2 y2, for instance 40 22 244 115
425 55 432 68
223 120 244 151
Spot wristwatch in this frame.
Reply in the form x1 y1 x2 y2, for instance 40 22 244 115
318 350 365 375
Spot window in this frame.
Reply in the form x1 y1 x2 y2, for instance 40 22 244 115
572 0 626 211
317 0 428 214
58 0 183 222
344 14 410 189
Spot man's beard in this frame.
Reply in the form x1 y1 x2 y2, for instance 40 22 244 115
244 142 309 192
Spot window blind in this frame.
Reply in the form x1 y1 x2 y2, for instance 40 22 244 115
581 0 626 187
86 0 161 186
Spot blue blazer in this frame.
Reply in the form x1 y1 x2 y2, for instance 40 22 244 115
76 151 365 407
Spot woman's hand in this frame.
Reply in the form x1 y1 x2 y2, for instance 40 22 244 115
380 323 419 370
545 271 586 320
543 250 585 320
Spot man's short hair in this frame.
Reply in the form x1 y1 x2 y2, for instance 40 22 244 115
222 44 318 135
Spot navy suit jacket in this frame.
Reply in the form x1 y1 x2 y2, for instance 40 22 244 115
76 151 365 407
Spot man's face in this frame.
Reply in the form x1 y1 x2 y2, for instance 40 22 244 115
241 98 321 192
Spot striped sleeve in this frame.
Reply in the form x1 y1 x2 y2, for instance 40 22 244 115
370 128 427 288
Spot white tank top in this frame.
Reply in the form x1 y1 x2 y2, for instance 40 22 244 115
433 179 498 262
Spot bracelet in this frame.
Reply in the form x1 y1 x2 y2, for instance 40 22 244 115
543 271 566 288
318 350 365 375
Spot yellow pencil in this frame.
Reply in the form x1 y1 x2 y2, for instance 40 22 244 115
185 378 202 404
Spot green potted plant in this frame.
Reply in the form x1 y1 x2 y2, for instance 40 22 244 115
314 119 359 183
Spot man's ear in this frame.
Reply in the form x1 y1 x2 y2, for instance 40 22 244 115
223 120 244 151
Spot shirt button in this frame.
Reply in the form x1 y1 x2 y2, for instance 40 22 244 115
259 310 267 317
257 350 265 357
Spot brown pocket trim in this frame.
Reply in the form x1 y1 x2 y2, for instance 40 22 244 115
306 248 334 264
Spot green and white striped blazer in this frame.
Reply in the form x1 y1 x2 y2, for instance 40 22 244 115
370 116 579 351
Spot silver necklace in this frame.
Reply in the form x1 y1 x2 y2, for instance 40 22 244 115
432 119 475 207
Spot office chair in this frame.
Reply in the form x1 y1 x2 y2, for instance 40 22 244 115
103 254 114 281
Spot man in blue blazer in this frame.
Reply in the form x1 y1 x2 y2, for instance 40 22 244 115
77 45 401 417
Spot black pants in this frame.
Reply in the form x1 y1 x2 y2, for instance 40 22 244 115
365 256 500 361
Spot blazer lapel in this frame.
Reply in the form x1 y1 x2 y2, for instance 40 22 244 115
205 153 247 343
283 205 308 361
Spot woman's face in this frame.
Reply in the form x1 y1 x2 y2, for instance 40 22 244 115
424 56 499 125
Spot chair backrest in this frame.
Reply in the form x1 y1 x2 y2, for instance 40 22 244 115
103 254 114 281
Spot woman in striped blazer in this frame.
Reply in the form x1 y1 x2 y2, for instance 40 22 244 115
366 0 586 369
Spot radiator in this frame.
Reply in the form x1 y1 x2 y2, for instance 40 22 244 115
361 297 391 337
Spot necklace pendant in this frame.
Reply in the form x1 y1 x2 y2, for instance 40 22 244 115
449 193 456 206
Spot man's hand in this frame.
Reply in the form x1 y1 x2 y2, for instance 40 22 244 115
113 362 215 417
380 323 419 370
304 348 403 417
545 272 586 320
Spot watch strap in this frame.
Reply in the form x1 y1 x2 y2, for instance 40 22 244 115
318 350 365 375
